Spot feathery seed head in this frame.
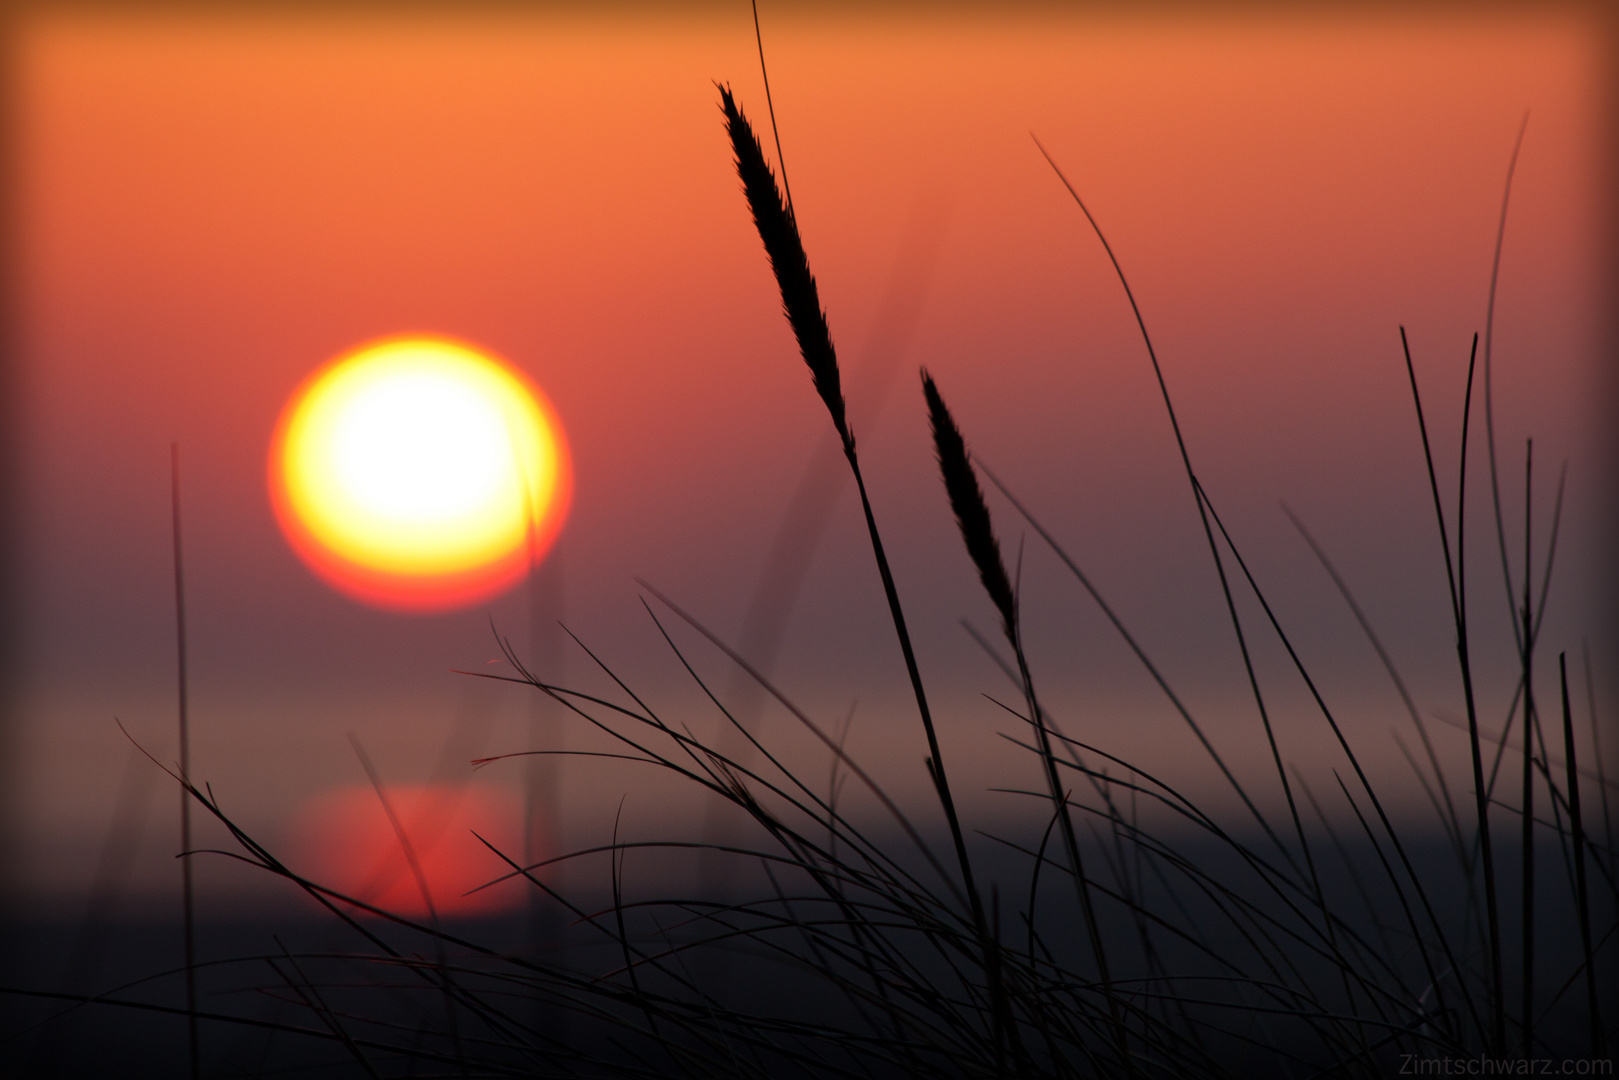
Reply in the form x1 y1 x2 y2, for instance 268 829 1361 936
718 83 850 449
922 369 1017 638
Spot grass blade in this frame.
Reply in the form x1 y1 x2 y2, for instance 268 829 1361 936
1402 329 1503 1051
720 84 1017 1074
1561 654 1602 1056
169 442 200 1080
923 370 1129 1074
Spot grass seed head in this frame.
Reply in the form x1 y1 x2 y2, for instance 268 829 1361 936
922 368 1016 638
718 83 850 448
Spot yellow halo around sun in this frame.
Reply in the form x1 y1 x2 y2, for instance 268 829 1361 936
270 335 570 611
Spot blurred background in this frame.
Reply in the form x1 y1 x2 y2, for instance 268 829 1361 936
1 3 1612 928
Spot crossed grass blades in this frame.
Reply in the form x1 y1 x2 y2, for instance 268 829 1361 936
13 87 1614 1078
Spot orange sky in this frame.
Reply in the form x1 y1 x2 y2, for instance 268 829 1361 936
8 9 1610 907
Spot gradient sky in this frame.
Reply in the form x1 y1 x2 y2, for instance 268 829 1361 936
7 7 1611 910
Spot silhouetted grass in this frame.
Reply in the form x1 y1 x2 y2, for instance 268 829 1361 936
7 84 1615 1080
721 79 1017 1074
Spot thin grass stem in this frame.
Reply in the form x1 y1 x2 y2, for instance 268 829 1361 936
1402 329 1503 1050
1519 439 1536 1055
169 442 200 1080
1484 113 1532 656
1561 654 1602 1055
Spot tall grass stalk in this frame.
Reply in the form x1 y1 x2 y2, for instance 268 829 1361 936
1031 136 1397 1063
1483 113 1531 656
169 442 200 1080
1402 329 1505 1051
922 370 1131 1075
1519 440 1537 1056
1030 138 1320 899
719 83 1019 1073
1560 654 1601 1056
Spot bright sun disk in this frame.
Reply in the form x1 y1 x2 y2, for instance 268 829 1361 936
270 335 570 611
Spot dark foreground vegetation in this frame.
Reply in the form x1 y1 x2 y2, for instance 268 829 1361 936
4 83 1613 1079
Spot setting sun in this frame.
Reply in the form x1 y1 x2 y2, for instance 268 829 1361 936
270 335 570 611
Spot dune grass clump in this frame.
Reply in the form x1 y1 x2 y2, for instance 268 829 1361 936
12 83 1615 1080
